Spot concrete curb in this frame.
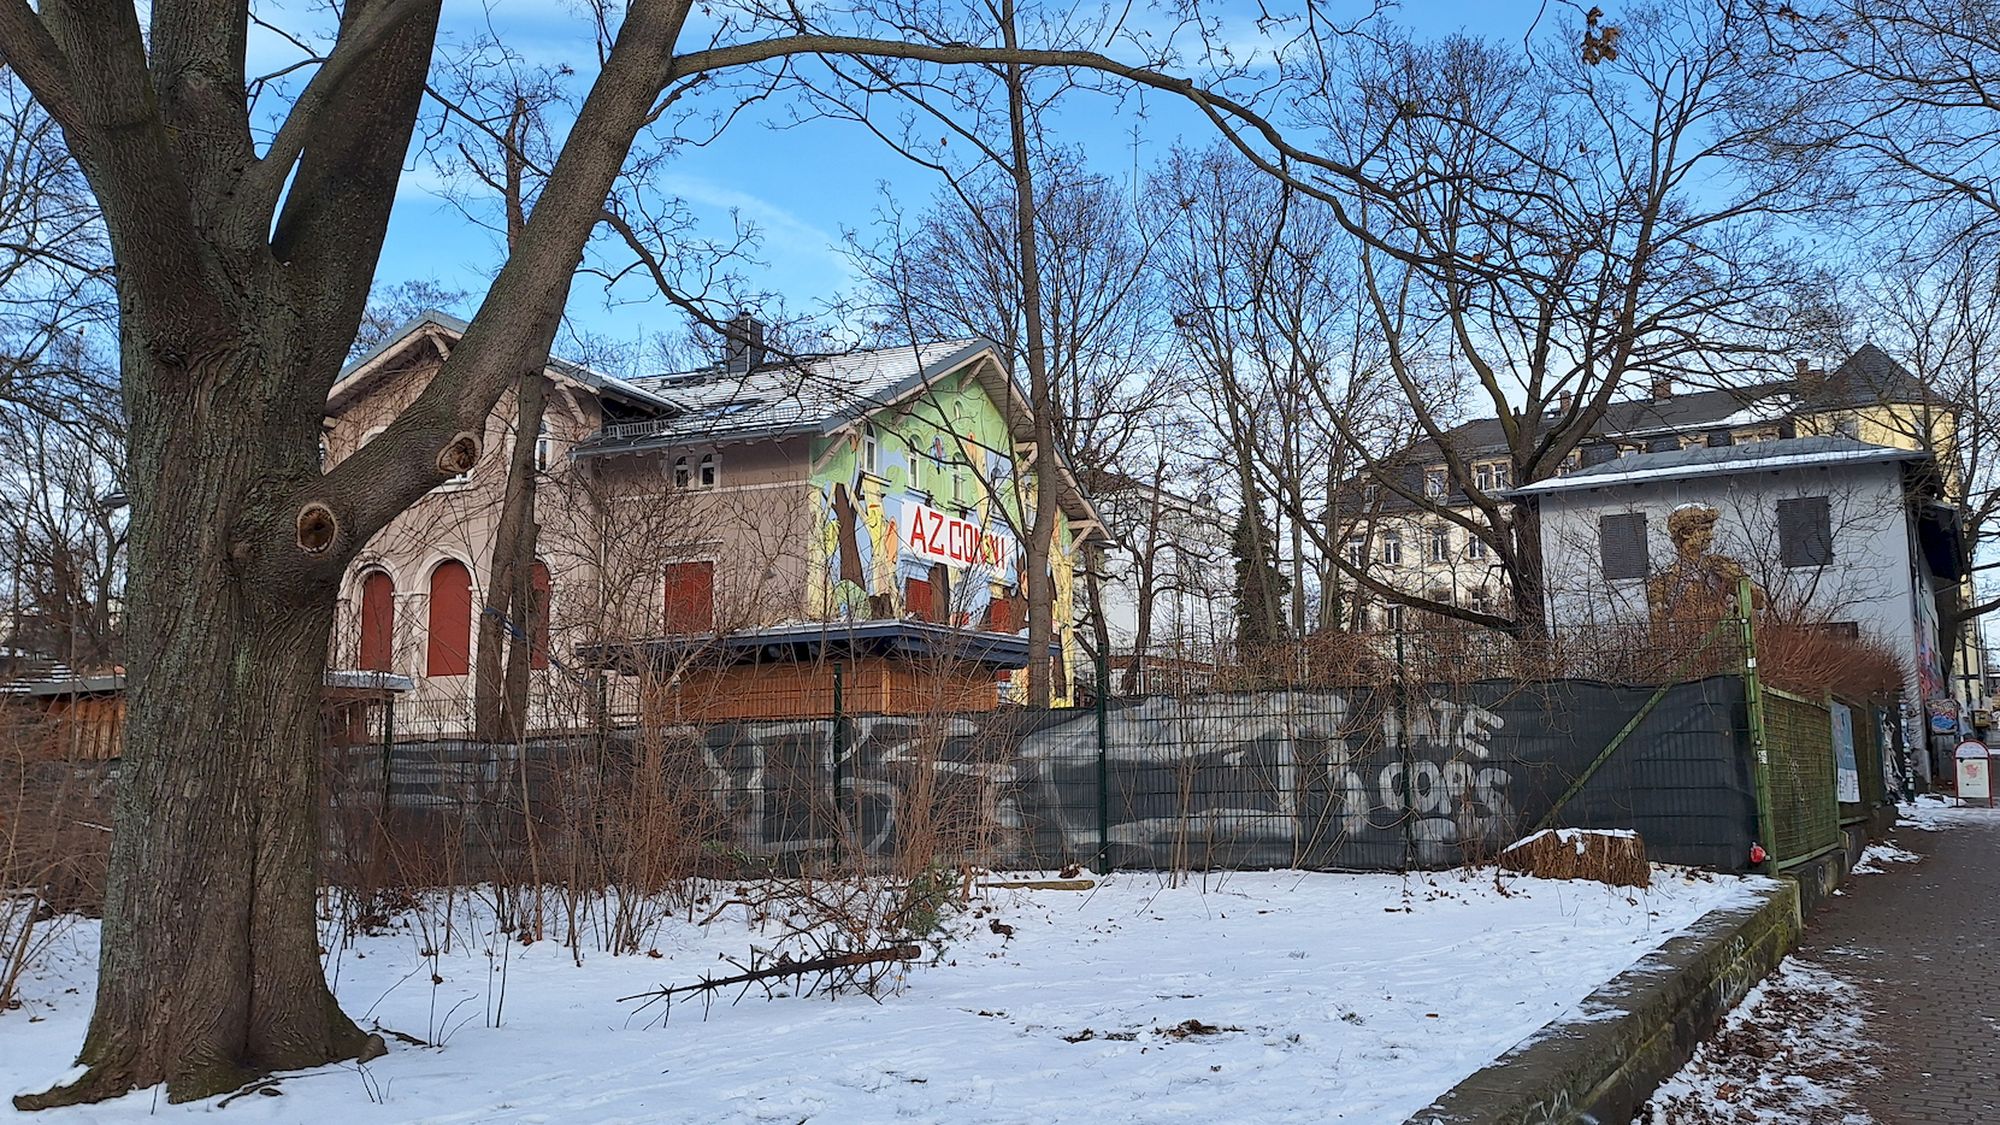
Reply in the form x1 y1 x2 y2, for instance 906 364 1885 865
1405 878 1801 1125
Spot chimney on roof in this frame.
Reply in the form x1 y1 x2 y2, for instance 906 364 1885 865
1793 356 1824 390
1650 376 1674 400
724 313 766 371
1555 390 1575 414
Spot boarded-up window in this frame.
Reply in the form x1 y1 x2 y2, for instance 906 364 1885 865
1779 496 1833 567
426 560 473 676
529 562 552 670
904 576 935 622
1599 513 1650 580
986 593 1016 632
664 561 714 633
359 570 395 672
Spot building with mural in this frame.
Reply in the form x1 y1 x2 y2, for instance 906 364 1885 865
323 312 1102 731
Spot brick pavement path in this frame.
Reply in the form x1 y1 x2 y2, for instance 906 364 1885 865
1794 804 2000 1125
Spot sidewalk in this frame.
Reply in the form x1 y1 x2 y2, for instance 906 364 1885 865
1796 801 2000 1124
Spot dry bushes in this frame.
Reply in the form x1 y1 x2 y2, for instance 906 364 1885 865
1756 622 1905 703
2 704 113 1012
1498 828 1651 888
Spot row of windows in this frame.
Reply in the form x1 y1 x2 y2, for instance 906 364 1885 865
861 424 980 507
1345 527 1491 568
357 559 551 677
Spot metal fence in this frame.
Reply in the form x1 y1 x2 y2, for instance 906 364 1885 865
1761 688 1842 867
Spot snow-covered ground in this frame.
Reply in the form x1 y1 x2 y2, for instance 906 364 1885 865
1896 794 2000 832
3 868 1769 1124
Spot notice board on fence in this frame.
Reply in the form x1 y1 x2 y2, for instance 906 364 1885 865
1832 701 1860 805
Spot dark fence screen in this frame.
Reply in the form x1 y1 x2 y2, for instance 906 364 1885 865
330 675 1762 876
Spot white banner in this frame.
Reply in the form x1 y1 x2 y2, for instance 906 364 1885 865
899 499 1014 571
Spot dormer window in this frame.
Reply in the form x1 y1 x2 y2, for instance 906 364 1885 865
1423 467 1447 499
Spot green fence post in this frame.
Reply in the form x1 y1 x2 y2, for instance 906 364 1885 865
1737 577 1778 875
1095 650 1110 875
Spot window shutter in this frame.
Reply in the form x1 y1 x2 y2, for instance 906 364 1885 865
1599 513 1650 580
529 562 552 670
663 561 715 632
426 560 473 676
359 571 396 672
904 576 935 622
1778 496 1833 567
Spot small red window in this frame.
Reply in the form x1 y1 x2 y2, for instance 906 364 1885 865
986 594 1020 632
427 559 473 676
359 570 395 672
904 577 935 622
664 561 714 633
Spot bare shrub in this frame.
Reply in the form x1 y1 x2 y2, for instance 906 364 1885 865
1 703 110 1013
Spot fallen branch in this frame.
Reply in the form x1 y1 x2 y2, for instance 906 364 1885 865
620 942 922 1017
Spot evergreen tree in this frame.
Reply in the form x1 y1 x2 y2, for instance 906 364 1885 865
1231 505 1289 648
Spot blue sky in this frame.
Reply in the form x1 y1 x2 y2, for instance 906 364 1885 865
358 1 1561 367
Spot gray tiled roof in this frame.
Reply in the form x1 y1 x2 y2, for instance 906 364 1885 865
580 337 997 453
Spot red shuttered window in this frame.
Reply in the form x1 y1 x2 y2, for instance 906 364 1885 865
359 570 395 672
664 561 714 633
427 559 473 676
529 561 552 670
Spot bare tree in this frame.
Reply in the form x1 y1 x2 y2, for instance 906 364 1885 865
1303 5 1829 637
0 70 113 429
1847 238 2000 652
0 410 126 668
851 149 1171 685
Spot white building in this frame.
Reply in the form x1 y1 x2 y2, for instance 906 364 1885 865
1514 436 1970 765
1087 476 1236 693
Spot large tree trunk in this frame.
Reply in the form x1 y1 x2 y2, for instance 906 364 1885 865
17 341 380 1109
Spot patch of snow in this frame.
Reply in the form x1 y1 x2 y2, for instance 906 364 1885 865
2 869 1768 1123
1848 844 1921 875
1896 796 2000 832
1645 959 1875 1123
1502 827 1639 856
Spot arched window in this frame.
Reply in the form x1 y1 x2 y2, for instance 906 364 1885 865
359 570 395 672
697 452 717 488
529 561 552 671
672 456 691 489
426 559 473 676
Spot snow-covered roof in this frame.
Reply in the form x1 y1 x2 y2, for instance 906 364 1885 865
578 338 999 453
1509 436 1930 496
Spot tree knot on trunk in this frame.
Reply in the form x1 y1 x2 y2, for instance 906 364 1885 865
438 432 481 476
296 503 339 554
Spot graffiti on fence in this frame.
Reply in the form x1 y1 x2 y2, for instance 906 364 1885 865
357 677 1760 872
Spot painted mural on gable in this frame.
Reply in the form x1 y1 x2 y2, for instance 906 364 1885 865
803 365 1082 705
